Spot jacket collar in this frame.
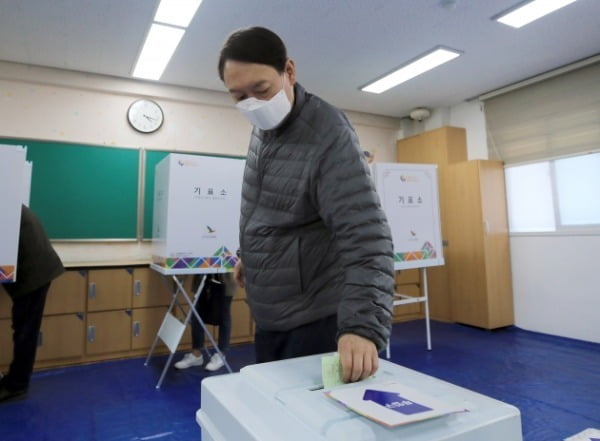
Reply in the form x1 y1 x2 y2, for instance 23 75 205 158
260 82 307 138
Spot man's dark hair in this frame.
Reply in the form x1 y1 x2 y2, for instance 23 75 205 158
218 27 287 81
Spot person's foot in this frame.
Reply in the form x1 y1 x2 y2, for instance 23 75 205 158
0 377 27 403
174 352 204 369
205 353 225 372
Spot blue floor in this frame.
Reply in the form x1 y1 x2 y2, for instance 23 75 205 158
1 320 598 441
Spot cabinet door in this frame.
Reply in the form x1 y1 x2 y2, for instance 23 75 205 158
0 287 11 319
88 269 133 311
479 161 514 328
37 313 85 361
132 268 172 308
45 270 87 315
0 318 12 367
131 307 168 350
396 127 467 322
86 310 131 355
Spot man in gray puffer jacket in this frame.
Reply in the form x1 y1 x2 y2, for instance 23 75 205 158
219 27 394 383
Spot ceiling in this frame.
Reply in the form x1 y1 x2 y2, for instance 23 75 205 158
0 0 599 118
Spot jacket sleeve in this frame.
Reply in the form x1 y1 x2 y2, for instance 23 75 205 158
314 120 395 351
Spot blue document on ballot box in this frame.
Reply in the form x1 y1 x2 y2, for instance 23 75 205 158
325 380 467 428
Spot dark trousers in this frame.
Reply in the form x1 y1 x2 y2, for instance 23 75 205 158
191 275 233 354
254 314 338 363
191 294 233 353
4 283 49 391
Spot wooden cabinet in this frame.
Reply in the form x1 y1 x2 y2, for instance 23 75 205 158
37 314 85 361
397 126 468 321
132 267 172 308
0 318 12 366
0 286 13 318
45 270 87 314
86 310 132 355
446 160 514 329
131 307 168 350
87 268 132 311
1 265 256 372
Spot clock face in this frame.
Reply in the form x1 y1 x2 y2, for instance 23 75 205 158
127 99 164 133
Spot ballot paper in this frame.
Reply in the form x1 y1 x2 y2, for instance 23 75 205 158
325 380 466 427
321 353 344 389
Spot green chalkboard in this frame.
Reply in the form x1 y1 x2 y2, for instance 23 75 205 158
142 150 246 239
0 139 139 240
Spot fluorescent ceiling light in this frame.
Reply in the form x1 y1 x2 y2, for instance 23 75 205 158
362 48 461 94
495 0 578 29
133 23 185 80
155 0 202 28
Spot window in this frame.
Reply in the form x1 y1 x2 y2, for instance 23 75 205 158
505 152 600 233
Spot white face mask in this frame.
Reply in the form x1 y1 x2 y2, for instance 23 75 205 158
236 75 292 130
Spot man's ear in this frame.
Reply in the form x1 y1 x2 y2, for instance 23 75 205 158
285 58 296 86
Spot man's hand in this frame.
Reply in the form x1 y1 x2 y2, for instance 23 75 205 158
337 333 379 383
233 259 245 288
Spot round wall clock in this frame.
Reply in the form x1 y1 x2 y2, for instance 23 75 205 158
127 99 164 133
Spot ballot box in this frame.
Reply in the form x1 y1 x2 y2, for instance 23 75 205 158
197 354 522 441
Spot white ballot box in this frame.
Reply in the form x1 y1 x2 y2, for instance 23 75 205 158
197 354 522 441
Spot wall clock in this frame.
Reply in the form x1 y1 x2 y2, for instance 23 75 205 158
127 99 164 133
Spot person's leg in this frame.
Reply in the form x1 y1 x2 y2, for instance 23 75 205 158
2 283 49 394
217 295 233 353
279 314 338 360
254 327 288 363
174 276 206 369
205 294 233 371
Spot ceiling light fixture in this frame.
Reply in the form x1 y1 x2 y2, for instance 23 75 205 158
154 0 203 27
132 0 203 81
132 23 185 81
361 47 461 94
495 0 578 29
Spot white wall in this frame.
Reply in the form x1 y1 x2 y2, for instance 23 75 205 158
510 235 600 343
401 99 600 343
0 61 401 264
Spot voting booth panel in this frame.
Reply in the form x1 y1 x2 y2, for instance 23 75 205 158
371 163 444 271
152 153 245 272
0 145 28 284
147 153 245 387
371 163 445 351
197 354 522 441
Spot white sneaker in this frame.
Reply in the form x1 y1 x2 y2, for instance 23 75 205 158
174 352 204 369
205 353 225 372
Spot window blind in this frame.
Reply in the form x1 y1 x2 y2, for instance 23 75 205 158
484 61 600 164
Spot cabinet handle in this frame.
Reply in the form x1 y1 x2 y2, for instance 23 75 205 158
134 280 142 296
133 321 141 337
87 326 95 342
37 331 43 347
88 282 96 299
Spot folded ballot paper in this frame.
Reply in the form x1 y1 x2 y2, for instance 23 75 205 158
321 353 466 428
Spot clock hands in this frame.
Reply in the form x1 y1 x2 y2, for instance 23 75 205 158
143 114 157 121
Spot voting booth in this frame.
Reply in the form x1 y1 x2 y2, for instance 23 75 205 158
146 153 245 388
197 354 522 441
152 153 245 271
371 163 444 351
0 145 29 284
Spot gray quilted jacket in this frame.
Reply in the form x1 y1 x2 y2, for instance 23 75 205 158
239 83 394 351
